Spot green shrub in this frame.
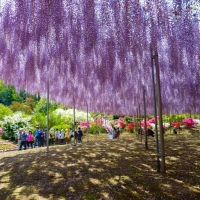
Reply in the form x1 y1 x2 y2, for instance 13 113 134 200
52 124 71 131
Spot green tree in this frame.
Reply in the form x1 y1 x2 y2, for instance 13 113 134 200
9 101 33 114
0 80 23 105
34 99 64 115
0 103 13 120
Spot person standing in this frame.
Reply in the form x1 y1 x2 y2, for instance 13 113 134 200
77 128 83 143
60 129 64 144
26 131 34 148
74 130 78 144
17 128 23 149
34 126 41 148
68 129 73 143
116 128 120 138
54 129 60 145
19 130 27 150
40 129 45 147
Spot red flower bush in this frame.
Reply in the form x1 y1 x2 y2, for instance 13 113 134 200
125 122 134 132
171 122 182 128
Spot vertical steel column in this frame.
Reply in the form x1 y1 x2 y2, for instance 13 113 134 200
143 87 148 149
137 108 139 139
151 48 160 172
154 49 166 174
46 78 49 153
73 98 76 145
87 103 89 142
139 104 142 143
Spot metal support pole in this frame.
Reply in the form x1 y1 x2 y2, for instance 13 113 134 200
151 48 160 172
137 109 139 139
87 103 89 142
143 87 148 149
139 104 142 143
46 78 49 153
73 98 76 145
154 49 166 174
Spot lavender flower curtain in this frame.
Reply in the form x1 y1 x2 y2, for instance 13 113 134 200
0 0 199 115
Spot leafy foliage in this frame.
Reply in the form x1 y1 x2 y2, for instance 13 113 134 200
9 101 33 114
0 80 23 106
0 103 13 121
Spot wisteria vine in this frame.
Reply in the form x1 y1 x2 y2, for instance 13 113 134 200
0 0 199 115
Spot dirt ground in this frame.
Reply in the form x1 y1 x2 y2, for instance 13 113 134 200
0 132 199 200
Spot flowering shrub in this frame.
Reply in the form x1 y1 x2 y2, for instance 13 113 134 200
148 118 155 123
139 119 151 128
183 118 195 127
125 122 134 132
0 112 32 139
171 122 182 128
53 108 93 124
114 117 126 128
194 119 200 126
79 121 91 131
163 122 170 129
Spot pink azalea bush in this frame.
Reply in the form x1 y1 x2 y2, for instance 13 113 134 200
183 118 195 127
79 121 91 131
114 117 126 128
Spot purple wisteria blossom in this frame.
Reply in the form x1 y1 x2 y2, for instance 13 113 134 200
0 0 199 115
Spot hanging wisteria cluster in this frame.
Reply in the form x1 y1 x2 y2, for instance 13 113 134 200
0 0 199 115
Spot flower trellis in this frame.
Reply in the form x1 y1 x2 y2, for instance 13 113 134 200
0 0 199 115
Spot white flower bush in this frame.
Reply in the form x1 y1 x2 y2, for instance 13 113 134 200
53 108 94 124
0 112 32 139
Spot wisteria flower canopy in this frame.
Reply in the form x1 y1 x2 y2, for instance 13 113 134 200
0 0 199 115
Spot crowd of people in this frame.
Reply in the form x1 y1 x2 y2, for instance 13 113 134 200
17 126 83 150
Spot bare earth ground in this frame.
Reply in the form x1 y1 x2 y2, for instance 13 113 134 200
0 132 199 200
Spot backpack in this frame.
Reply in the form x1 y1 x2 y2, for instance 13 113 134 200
27 134 33 142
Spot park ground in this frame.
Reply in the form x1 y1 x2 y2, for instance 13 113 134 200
0 131 199 200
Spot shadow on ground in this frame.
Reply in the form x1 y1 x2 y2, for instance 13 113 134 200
0 134 199 200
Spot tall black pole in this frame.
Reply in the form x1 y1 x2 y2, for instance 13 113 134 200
154 49 166 174
46 78 49 153
151 48 160 172
73 97 76 145
143 87 148 149
86 103 89 142
139 104 142 143
137 108 139 139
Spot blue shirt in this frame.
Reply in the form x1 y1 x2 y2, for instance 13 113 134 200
20 133 27 141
